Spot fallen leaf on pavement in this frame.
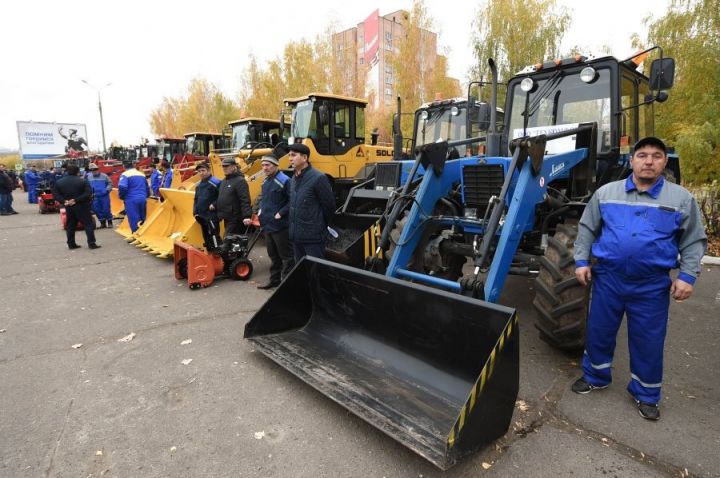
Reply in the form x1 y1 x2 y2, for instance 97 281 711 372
96 450 103 456
181 339 192 345
481 462 492 469
254 431 265 440
118 332 136 343
72 343 83 349
181 359 193 365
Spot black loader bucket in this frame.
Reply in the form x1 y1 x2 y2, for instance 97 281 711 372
325 214 381 266
244 257 519 469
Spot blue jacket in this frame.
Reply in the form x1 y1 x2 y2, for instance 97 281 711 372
193 176 221 218
288 166 335 244
118 168 149 201
24 169 40 186
161 168 173 189
150 169 161 196
259 171 290 233
87 172 112 197
575 175 707 284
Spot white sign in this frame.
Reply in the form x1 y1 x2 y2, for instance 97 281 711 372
512 123 579 155
16 121 89 160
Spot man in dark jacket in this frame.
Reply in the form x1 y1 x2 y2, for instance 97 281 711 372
287 143 335 261
257 153 294 289
192 162 222 251
216 158 252 235
0 164 17 215
53 164 100 250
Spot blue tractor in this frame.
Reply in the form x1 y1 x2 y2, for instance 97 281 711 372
244 49 676 469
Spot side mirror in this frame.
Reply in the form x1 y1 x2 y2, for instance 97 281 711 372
473 103 492 131
649 58 675 90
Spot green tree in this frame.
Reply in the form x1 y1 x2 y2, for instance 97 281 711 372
470 0 570 104
150 78 240 138
645 0 720 183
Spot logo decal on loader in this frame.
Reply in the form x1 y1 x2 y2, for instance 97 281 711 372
356 149 365 157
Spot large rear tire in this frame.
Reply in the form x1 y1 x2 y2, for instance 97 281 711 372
532 221 589 352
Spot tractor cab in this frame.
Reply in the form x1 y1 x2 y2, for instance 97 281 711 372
503 52 676 184
184 132 230 159
156 137 187 164
285 93 367 157
411 97 504 158
229 117 289 152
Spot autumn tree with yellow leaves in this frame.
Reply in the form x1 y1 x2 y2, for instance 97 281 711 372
149 78 240 138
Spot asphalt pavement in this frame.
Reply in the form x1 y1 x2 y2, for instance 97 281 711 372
1 189 718 478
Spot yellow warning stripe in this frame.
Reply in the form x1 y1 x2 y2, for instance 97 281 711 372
362 222 384 259
447 313 519 449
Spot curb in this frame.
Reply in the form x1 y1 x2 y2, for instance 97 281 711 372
701 255 720 266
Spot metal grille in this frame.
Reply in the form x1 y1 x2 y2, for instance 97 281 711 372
462 164 504 208
374 162 401 190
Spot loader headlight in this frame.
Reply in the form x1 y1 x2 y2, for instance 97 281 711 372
450 106 460 116
580 66 597 83
520 77 535 92
464 207 477 219
420 110 429 120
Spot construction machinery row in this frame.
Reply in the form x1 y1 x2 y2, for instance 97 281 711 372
110 48 676 469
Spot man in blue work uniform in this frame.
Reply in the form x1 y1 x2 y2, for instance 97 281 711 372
192 162 222 251
148 163 161 197
572 137 707 420
257 153 294 289
287 143 335 261
87 163 113 228
160 160 173 190
118 160 150 233
24 164 41 203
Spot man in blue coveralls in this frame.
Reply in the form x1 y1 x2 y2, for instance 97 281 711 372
148 163 161 197
86 163 113 228
118 159 149 233
572 137 707 420
24 164 41 203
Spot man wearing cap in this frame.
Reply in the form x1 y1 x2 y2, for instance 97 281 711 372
257 153 294 289
572 136 707 421
148 163 161 197
24 164 41 204
192 162 222 251
118 160 150 233
287 143 335 261
53 164 100 250
87 163 113 228
216 158 252 236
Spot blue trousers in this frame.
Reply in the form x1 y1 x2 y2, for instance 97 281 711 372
124 198 147 233
92 194 112 221
27 186 38 204
292 242 325 262
0 192 10 213
582 267 672 404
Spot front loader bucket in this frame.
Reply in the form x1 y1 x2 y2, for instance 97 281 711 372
244 258 519 470
325 214 381 266
114 197 160 240
131 189 204 258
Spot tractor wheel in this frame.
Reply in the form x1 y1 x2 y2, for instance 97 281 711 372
177 258 188 279
532 221 589 353
227 258 253 281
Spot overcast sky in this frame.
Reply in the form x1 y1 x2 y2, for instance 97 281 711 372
0 0 669 151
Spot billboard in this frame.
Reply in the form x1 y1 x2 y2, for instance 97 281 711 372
16 121 89 161
363 9 380 67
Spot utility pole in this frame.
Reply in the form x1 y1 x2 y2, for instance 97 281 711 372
81 80 112 154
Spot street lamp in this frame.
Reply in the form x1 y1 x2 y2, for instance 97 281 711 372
81 80 112 154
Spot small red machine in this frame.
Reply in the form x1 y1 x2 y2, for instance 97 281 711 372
37 184 60 214
174 216 262 289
